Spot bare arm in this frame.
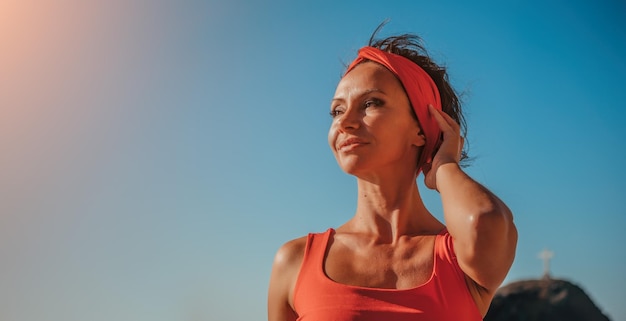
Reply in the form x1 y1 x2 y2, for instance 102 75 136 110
437 163 517 292
424 105 517 299
267 237 306 321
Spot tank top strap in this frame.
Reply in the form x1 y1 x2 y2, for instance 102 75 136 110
304 228 333 266
293 228 333 310
433 229 470 290
434 229 455 262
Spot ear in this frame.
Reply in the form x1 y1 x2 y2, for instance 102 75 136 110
412 130 426 147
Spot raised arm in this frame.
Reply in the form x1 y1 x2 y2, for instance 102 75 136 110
424 105 518 310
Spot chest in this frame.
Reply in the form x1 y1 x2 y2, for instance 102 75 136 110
323 235 436 289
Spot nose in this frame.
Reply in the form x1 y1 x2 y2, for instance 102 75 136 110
336 107 361 131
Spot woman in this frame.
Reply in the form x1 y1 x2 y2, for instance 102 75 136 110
268 31 517 321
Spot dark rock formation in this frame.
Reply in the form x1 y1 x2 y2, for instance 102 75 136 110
484 277 611 321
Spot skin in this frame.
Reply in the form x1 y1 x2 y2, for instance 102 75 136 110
267 62 517 321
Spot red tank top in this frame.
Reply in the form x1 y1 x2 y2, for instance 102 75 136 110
292 228 482 321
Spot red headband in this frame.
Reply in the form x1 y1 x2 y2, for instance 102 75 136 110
345 46 442 171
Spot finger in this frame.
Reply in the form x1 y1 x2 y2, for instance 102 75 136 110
428 105 452 131
438 111 460 132
428 105 460 134
433 107 460 133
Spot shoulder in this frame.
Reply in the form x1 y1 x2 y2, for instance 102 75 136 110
269 235 309 313
272 235 308 272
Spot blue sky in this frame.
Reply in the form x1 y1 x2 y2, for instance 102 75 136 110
1 0 625 320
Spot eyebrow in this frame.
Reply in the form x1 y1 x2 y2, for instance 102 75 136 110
331 88 387 103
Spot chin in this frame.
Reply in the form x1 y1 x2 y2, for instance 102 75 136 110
337 159 373 177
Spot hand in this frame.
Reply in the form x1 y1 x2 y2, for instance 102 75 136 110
423 104 464 191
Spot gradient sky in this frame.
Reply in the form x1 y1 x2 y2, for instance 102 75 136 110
1 0 625 320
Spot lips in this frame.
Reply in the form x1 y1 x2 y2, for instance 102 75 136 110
337 137 368 151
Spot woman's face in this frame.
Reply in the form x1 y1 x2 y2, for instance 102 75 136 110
328 62 426 176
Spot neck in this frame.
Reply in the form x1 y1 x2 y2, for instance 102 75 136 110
344 173 442 243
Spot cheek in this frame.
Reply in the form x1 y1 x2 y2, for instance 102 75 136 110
327 124 337 150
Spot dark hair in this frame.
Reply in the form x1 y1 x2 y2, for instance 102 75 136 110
366 26 470 165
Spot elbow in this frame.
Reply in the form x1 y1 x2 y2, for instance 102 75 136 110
464 204 518 291
471 192 513 223
469 198 516 245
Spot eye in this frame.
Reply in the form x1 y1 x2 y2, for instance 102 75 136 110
329 108 343 118
364 98 384 108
